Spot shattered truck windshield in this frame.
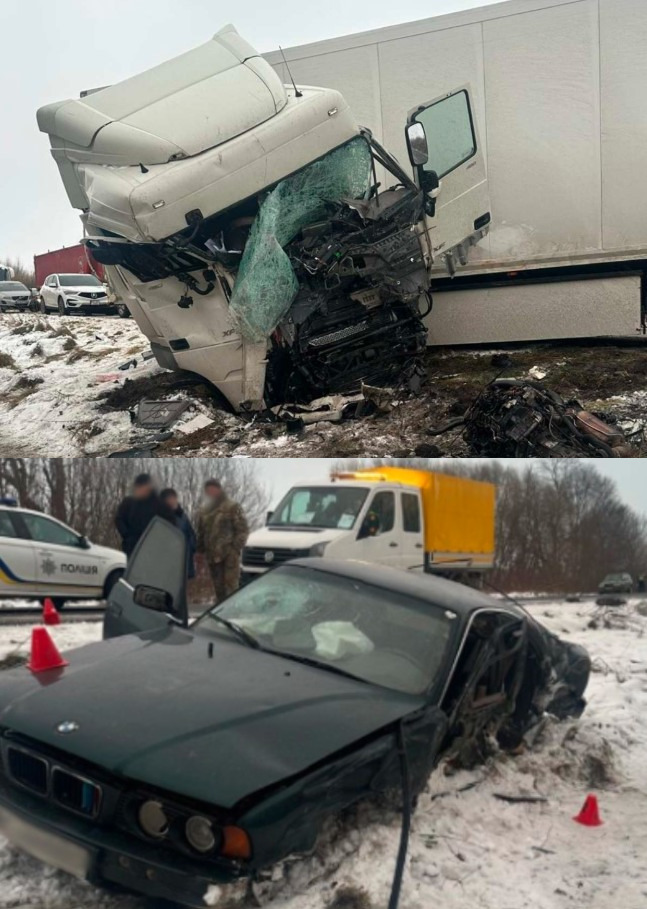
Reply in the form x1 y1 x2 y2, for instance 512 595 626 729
197 566 457 696
269 486 369 529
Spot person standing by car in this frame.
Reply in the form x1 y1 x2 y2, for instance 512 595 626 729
115 474 174 558
196 480 249 603
160 487 197 579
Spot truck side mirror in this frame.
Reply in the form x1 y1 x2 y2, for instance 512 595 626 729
406 122 429 167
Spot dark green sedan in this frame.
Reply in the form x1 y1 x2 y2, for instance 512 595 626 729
0 520 590 907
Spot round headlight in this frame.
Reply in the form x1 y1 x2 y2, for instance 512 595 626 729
138 800 169 839
185 815 217 853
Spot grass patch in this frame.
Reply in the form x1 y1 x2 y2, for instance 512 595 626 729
0 352 16 369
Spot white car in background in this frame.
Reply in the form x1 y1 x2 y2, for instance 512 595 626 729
0 281 32 312
0 501 126 608
39 273 112 315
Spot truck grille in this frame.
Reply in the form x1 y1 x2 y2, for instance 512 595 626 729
6 745 102 818
242 546 311 567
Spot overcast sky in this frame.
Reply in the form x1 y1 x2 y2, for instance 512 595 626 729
0 0 502 271
255 459 647 513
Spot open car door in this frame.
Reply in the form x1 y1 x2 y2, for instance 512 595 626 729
406 86 490 274
103 518 188 639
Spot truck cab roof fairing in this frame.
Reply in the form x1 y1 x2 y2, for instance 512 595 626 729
37 26 288 207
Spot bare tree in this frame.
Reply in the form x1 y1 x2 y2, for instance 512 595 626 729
0 458 269 547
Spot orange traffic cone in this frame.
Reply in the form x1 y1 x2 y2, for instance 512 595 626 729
27 627 68 673
573 794 603 827
42 598 61 626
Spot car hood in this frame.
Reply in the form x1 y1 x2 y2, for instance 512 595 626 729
0 626 423 809
0 291 29 298
86 541 126 563
247 527 348 549
61 286 107 294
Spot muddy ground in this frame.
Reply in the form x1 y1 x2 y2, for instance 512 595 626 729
1 313 646 458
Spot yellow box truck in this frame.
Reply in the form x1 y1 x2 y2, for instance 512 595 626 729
242 466 496 584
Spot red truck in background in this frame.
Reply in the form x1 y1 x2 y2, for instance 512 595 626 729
33 243 105 288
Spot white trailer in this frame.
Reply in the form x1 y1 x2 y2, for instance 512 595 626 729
266 0 647 344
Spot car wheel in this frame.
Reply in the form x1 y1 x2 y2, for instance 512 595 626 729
57 296 68 315
103 569 124 600
39 298 47 313
117 303 130 318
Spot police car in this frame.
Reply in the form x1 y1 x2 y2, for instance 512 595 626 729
0 500 126 608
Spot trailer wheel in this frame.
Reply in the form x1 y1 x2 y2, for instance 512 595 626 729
57 296 68 316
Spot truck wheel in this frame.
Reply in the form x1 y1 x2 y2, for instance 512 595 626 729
116 303 130 318
57 296 68 315
103 569 124 600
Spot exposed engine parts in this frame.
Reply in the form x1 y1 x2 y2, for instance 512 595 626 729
463 379 632 458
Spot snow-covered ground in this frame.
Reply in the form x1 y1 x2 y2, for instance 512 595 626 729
0 597 645 908
3 312 647 458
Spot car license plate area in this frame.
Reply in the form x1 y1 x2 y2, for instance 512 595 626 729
0 805 92 879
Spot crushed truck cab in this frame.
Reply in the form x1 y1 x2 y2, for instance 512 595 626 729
243 467 496 583
37 25 489 410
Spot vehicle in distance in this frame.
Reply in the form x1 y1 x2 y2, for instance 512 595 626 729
0 281 32 312
244 466 496 584
598 572 633 594
39 273 111 315
0 502 125 607
0 519 590 907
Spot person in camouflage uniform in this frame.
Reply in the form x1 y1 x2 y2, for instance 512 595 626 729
196 479 249 604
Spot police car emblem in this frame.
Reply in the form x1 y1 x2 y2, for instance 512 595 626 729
56 721 80 735
264 551 275 564
41 557 57 576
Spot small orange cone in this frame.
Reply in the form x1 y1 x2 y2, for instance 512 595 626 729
573 794 603 827
42 599 61 626
27 627 68 673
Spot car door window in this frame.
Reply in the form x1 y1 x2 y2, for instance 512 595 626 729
402 493 421 533
359 491 395 538
21 513 81 547
0 512 18 538
413 90 476 178
442 611 525 716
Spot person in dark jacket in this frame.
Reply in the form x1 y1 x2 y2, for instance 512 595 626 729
160 487 197 579
115 474 174 558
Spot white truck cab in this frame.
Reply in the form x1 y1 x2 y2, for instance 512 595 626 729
37 26 489 410
0 502 126 607
242 467 495 584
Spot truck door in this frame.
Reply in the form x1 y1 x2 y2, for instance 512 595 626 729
406 87 490 274
399 491 425 571
354 489 404 567
104 518 188 639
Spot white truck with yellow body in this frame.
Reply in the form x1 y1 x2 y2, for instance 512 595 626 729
242 467 496 584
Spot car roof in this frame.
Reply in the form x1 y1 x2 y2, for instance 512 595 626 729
287 558 515 618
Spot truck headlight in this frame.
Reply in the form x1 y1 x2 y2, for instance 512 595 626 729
310 541 329 557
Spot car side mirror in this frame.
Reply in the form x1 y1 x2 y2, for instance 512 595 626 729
406 121 429 167
266 510 274 524
134 584 175 614
78 535 91 550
